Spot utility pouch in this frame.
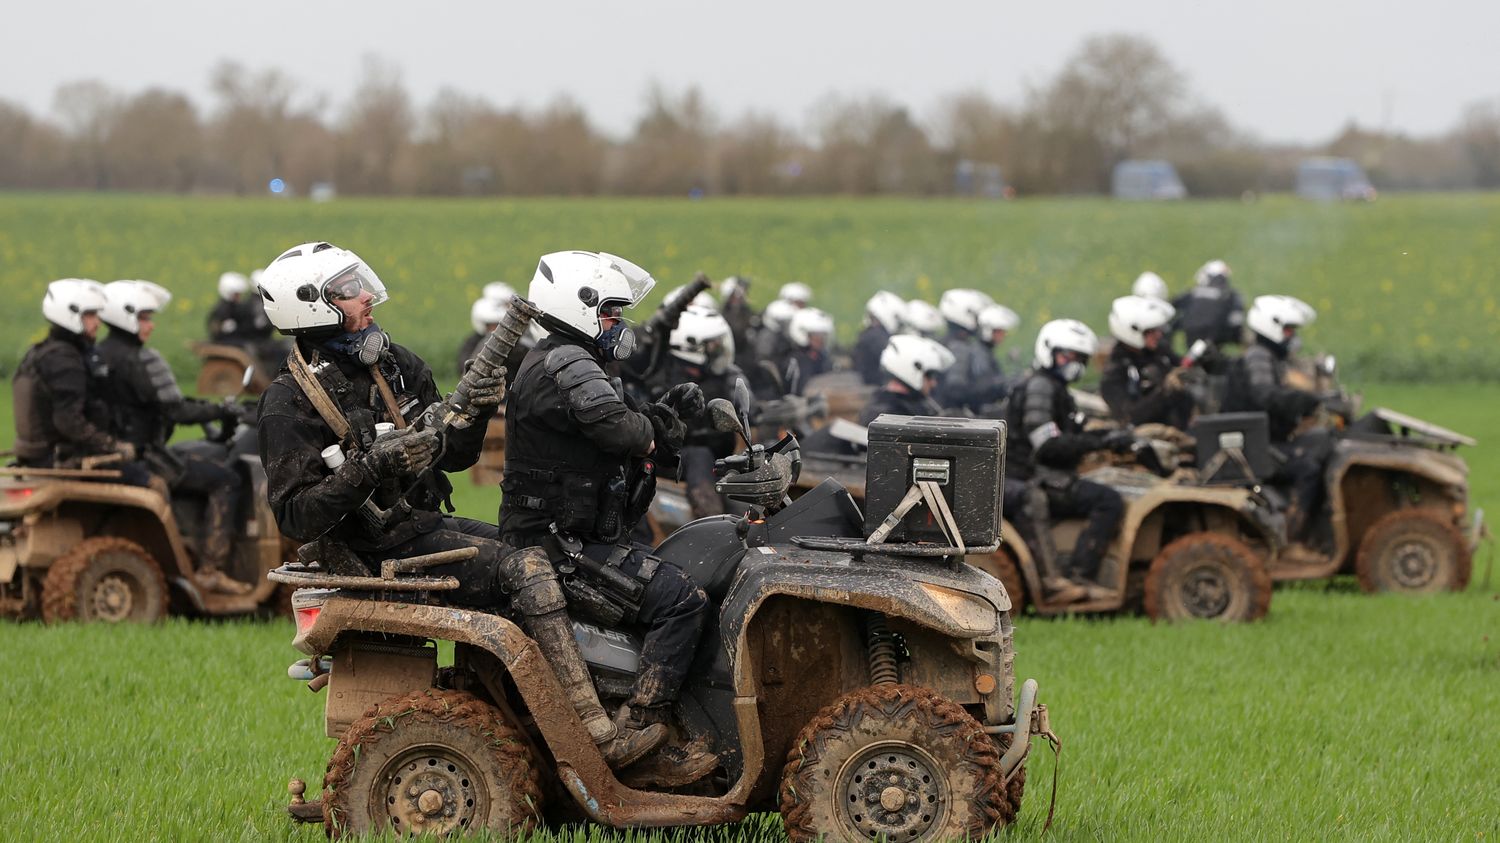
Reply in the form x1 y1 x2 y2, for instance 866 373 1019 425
594 472 627 544
559 575 632 626
560 473 602 534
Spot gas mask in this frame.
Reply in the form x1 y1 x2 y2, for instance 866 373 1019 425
1057 360 1087 383
596 321 637 361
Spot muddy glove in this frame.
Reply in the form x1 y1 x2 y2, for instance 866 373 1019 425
114 441 138 462
1100 429 1137 454
362 427 439 479
1163 367 1187 393
464 368 506 415
644 403 688 453
661 382 706 421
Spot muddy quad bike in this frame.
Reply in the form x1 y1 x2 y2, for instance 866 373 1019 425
272 397 1055 841
193 341 274 398
0 402 291 623
798 419 1279 622
1218 406 1482 593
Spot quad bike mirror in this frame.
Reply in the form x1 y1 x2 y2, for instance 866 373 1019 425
241 365 256 392
1322 355 1337 376
731 377 753 435
708 399 744 436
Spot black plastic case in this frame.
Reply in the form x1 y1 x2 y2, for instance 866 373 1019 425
1190 412 1273 484
863 415 1005 545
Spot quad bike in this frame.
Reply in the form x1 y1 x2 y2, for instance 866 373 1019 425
801 370 874 427
271 391 1055 840
797 418 1279 622
0 397 290 622
193 341 274 398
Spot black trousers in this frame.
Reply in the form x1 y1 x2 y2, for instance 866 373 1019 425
1271 429 1333 543
379 516 516 611
1003 474 1124 581
167 452 241 568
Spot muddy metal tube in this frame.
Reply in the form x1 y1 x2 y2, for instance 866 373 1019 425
996 678 1038 779
436 295 541 430
496 547 617 745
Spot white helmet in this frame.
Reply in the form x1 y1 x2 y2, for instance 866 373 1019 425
669 305 735 374
471 297 507 336
787 307 834 348
761 298 798 335
939 288 996 332
865 291 906 333
1034 318 1099 382
1132 271 1169 300
218 272 249 301
257 242 389 335
1194 260 1232 288
902 299 944 337
778 282 812 306
482 282 516 305
1108 295 1176 348
528 250 655 358
42 279 107 335
103 280 172 334
880 334 956 391
720 276 749 300
1247 295 1315 344
977 304 1020 336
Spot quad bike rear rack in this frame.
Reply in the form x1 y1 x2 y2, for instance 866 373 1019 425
267 547 477 592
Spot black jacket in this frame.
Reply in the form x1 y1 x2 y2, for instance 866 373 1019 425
207 297 273 343
859 386 940 426
1172 285 1245 347
1004 369 1098 480
257 338 487 551
787 347 831 394
1099 342 1189 429
11 327 117 464
1224 337 1320 442
852 324 891 387
937 327 1008 414
97 330 225 451
497 334 656 546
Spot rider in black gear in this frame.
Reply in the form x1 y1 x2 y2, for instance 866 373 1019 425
1171 259 1245 348
852 292 906 387
938 301 1017 415
499 250 717 786
98 280 250 595
1100 295 1195 430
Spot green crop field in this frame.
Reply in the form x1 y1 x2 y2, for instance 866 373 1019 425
1 195 1498 841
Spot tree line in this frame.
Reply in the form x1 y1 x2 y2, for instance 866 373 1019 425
4 34 1500 198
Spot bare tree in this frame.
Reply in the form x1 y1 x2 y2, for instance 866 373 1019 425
1457 99 1500 188
106 89 203 192
612 83 716 195
809 94 940 194
717 112 799 195
337 55 413 194
208 61 313 193
53 80 121 189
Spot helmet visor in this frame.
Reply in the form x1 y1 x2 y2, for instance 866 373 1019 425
600 253 655 307
323 264 389 307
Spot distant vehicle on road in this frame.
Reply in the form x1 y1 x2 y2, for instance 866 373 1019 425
1112 160 1187 200
1296 158 1376 202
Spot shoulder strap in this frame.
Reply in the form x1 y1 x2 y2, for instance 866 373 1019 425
288 342 351 441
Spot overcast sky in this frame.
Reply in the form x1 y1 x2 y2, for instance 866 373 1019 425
3 0 1495 143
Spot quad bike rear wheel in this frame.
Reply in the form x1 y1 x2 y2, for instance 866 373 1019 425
1355 508 1471 594
322 689 541 838
196 357 249 399
41 537 168 623
1144 532 1271 622
971 548 1026 614
779 683 1016 842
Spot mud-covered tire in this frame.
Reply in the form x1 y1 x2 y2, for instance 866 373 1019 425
1355 508 1472 594
196 357 248 399
779 684 1014 842
1144 532 1271 622
322 689 541 838
971 548 1026 614
41 537 168 624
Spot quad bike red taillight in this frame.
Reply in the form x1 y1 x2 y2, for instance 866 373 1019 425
294 604 321 636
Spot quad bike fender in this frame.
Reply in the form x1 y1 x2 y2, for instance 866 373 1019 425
1329 440 1468 496
295 596 749 828
0 481 192 579
1121 484 1280 561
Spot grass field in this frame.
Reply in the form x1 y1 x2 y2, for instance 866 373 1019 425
2 193 1499 382
1 195 1498 840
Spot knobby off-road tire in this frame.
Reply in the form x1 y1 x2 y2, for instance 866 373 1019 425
41 537 168 624
322 689 542 839
1355 508 1472 594
196 358 248 399
1144 532 1272 622
971 548 1026 614
779 684 1015 842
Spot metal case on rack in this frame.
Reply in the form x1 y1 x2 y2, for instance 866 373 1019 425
863 415 1005 545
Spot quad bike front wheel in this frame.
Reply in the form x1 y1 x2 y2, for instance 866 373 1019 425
41 537 168 623
1355 508 1472 594
322 689 542 838
779 684 1017 842
1144 532 1272 622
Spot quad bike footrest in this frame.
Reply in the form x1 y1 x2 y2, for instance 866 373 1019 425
791 535 999 558
267 565 459 592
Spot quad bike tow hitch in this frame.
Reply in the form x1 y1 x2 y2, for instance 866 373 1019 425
984 678 1063 831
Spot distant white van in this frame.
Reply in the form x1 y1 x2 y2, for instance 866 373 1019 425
1296 158 1376 202
1112 160 1187 200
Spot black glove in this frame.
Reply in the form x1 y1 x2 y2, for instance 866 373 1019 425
220 403 247 427
1100 430 1137 454
465 368 506 413
645 403 687 453
661 382 706 421
362 427 439 479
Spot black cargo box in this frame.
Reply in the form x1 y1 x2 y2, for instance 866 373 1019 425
1190 412 1273 484
863 415 1004 546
